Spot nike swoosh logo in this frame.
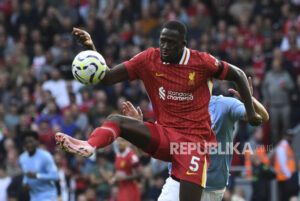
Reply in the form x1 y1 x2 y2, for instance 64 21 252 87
186 171 198 175
156 73 164 77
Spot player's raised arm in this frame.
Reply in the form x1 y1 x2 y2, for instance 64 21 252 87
72 27 97 51
224 64 262 126
229 77 269 123
72 27 130 85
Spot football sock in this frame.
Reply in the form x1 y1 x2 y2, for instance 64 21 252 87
88 121 121 148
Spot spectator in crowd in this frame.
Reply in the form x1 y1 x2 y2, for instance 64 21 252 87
250 153 275 201
19 130 59 201
89 152 114 201
145 176 164 201
5 147 22 177
290 74 300 127
54 150 76 201
262 57 294 144
70 104 88 132
275 130 297 201
244 127 270 180
7 172 30 201
38 119 54 151
36 100 63 127
0 164 11 201
70 155 91 198
42 68 70 109
60 109 78 137
4 102 19 127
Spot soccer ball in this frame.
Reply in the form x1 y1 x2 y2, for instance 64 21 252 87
72 50 107 85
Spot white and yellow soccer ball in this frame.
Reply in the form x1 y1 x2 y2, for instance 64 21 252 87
72 50 107 85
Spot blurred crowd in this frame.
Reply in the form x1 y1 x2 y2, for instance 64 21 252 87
0 0 299 201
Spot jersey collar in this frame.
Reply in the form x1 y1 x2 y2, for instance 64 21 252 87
179 47 190 65
117 147 131 157
162 47 190 65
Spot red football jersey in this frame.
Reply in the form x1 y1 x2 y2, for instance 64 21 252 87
284 50 300 74
115 148 141 201
124 47 229 143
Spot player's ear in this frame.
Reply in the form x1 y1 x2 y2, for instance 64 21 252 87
183 40 187 46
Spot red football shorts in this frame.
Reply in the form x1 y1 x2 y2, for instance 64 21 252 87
143 121 210 187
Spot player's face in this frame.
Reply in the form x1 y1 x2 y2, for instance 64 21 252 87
159 28 186 64
24 136 37 155
116 138 128 153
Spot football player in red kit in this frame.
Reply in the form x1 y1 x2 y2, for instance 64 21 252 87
109 138 141 201
56 21 262 201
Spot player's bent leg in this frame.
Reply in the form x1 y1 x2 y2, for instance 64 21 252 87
157 177 180 201
106 114 152 149
55 114 153 157
180 180 203 201
200 188 226 201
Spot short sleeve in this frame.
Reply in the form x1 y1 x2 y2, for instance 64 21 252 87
123 49 150 81
228 98 246 121
130 152 140 169
202 52 229 80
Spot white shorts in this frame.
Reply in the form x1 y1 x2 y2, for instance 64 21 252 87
157 177 225 201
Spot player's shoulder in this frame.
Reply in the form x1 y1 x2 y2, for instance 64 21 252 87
188 49 213 64
143 47 158 55
128 150 139 163
37 148 52 159
189 49 210 58
134 47 158 61
19 151 28 161
210 95 243 113
214 95 243 107
210 95 230 113
126 149 137 158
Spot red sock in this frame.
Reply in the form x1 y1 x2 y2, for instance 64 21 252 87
88 121 121 148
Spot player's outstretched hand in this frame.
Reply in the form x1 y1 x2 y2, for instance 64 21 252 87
122 101 143 121
228 77 253 101
72 27 94 48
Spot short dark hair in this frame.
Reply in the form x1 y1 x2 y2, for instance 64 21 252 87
162 20 187 37
21 130 39 141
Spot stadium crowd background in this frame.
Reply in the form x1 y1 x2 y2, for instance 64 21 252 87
0 0 299 201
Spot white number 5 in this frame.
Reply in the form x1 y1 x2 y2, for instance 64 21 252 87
189 156 200 171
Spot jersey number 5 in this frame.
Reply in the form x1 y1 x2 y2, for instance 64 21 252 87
189 156 200 171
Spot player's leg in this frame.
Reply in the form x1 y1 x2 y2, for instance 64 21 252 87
200 188 226 201
171 135 209 201
55 114 152 157
158 177 180 201
179 180 203 201
106 114 152 149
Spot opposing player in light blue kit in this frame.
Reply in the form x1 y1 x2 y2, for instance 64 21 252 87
123 78 269 201
19 130 59 201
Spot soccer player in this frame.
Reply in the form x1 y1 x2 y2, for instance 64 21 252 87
19 130 59 201
122 77 269 201
109 138 142 201
55 21 262 201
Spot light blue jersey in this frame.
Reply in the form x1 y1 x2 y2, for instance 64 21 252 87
19 148 59 201
168 95 245 191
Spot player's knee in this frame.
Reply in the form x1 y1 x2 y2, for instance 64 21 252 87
106 114 130 129
107 114 123 125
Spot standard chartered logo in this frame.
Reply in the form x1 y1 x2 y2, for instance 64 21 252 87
159 87 193 101
159 87 166 100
